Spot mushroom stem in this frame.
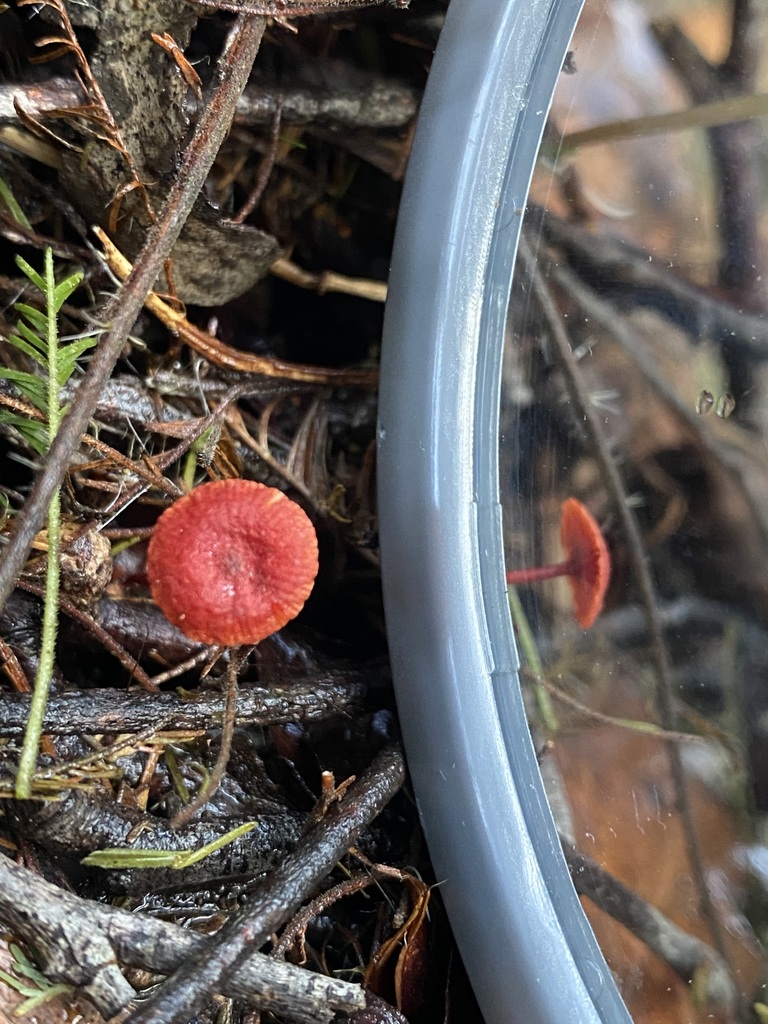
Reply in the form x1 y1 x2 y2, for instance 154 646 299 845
505 560 574 586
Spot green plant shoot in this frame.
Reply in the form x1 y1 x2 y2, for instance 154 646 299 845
507 586 559 735
0 943 72 1016
81 820 257 869
0 176 32 230
1 248 95 798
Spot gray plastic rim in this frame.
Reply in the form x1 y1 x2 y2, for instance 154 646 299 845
378 2 633 1023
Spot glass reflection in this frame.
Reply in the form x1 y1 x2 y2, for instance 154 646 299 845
502 1 768 1019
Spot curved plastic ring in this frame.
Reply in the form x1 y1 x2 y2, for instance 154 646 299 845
378 2 633 1021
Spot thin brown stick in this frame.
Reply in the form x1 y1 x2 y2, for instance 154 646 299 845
270 256 387 303
86 385 255 522
231 96 284 224
0 77 418 132
77 433 183 498
170 653 240 828
0 635 32 694
559 91 768 154
0 392 182 498
16 579 158 693
193 0 408 13
519 667 701 743
272 870 383 957
561 836 738 1012
100 526 155 541
95 228 380 384
147 647 212 686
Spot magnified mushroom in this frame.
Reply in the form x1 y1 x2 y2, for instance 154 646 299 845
505 497 610 628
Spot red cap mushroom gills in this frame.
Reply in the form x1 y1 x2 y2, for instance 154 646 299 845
559 497 610 629
505 497 610 629
147 479 319 646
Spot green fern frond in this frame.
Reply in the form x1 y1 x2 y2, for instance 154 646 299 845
6 247 96 800
0 254 92 446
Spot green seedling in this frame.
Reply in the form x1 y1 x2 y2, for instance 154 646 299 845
0 248 96 798
81 820 257 869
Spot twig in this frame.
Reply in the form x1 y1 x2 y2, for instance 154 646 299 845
272 870 385 958
0 674 367 735
537 209 768 360
0 79 84 125
123 744 406 1024
559 91 768 154
0 856 371 1023
271 256 387 303
0 718 180 797
146 647 216 686
95 228 380 383
233 79 418 129
0 14 267 617
519 237 734 977
169 654 241 828
0 858 135 1016
16 580 158 693
0 636 32 694
561 836 739 1012
194 0 409 13
519 667 702 743
0 77 418 132
77 432 183 499
86 384 259 522
0 390 181 499
232 96 284 223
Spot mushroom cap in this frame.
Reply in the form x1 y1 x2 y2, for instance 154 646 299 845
147 479 319 646
560 497 610 629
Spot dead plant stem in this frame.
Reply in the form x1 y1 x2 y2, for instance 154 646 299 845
169 653 240 828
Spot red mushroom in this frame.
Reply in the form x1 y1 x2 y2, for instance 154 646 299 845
505 498 610 628
147 479 319 646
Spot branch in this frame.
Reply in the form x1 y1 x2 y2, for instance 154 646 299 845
0 855 372 1023
123 744 406 1024
561 837 739 1012
0 77 417 132
0 676 367 735
537 209 768 361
